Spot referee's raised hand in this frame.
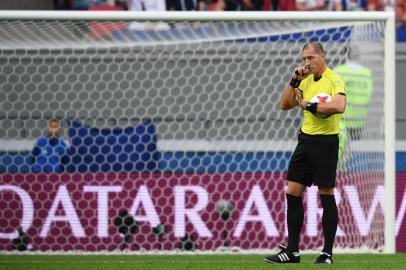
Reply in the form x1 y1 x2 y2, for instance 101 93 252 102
293 66 309 81
294 88 306 110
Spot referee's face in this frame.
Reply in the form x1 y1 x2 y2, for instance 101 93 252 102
302 47 325 77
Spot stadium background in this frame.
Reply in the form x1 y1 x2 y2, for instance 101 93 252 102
0 0 406 256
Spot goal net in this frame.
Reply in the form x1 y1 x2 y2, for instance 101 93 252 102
0 11 395 253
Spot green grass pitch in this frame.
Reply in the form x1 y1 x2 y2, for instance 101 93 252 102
1 254 406 270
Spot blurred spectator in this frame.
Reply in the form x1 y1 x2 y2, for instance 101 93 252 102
327 0 344 9
272 0 296 10
335 45 373 141
214 0 263 10
396 0 406 28
295 0 326 10
366 0 395 11
197 0 220 10
296 0 343 10
240 0 264 10
0 0 54 10
343 0 366 10
127 0 167 10
72 0 116 10
127 0 169 30
166 0 206 10
31 119 68 173
54 0 71 9
115 0 129 9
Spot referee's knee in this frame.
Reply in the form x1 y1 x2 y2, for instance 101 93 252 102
318 186 335 195
286 181 306 196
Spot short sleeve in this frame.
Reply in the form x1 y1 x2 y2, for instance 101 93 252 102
332 77 346 96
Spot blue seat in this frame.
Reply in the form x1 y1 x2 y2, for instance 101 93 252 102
0 152 31 173
66 121 160 172
397 26 406 42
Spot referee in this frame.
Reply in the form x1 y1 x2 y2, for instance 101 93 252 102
265 41 346 264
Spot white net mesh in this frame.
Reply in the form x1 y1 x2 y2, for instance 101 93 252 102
0 15 387 253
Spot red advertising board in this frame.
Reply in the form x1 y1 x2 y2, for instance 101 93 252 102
0 172 404 252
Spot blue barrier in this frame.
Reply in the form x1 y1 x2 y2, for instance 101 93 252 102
2 150 404 173
111 24 352 43
158 151 291 173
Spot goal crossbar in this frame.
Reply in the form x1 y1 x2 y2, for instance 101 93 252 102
0 11 396 22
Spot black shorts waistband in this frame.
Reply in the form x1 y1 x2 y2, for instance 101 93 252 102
299 130 338 139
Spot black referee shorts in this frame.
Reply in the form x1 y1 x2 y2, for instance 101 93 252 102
287 131 339 188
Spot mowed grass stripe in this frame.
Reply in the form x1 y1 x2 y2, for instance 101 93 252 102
1 254 406 270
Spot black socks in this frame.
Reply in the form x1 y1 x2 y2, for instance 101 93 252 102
285 193 338 255
320 194 338 255
286 193 304 253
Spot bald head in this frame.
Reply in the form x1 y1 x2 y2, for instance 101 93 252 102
302 41 326 56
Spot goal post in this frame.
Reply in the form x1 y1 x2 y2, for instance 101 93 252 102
0 11 396 253
383 12 396 254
